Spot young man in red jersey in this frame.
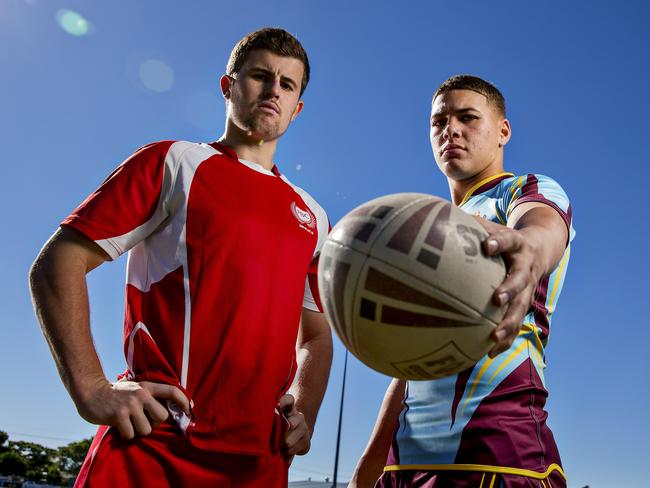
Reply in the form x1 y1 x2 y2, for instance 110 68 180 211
351 75 574 487
29 28 332 487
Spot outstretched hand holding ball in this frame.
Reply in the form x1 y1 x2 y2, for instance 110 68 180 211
318 193 507 380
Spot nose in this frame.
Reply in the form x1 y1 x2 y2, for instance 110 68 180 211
442 118 459 140
264 77 281 98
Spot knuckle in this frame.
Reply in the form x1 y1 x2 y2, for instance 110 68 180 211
115 406 130 420
127 396 142 409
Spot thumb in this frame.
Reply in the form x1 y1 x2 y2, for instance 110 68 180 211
277 393 295 412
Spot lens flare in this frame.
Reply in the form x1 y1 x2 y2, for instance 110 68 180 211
138 59 175 93
56 9 90 36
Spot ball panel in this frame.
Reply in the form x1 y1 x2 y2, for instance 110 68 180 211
363 265 466 315
318 240 367 353
328 193 434 255
345 256 495 379
357 257 483 323
370 199 505 325
390 341 478 380
385 199 444 254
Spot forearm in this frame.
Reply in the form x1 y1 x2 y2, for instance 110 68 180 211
510 205 568 276
29 231 109 408
288 330 332 435
351 378 405 488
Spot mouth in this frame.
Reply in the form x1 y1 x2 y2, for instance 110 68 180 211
440 144 464 156
256 101 279 115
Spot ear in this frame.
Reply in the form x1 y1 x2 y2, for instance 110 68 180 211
498 118 511 147
290 100 304 122
220 74 233 100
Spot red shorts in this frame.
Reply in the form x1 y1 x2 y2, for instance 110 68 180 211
75 423 289 488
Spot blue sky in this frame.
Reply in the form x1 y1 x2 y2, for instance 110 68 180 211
1 0 649 486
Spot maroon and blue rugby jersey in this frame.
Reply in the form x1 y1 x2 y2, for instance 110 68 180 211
385 172 575 484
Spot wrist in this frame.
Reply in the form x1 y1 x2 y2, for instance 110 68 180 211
70 373 111 406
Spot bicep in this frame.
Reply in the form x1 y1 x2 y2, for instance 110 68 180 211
507 202 568 266
43 226 110 273
361 379 405 461
297 308 331 347
508 202 568 242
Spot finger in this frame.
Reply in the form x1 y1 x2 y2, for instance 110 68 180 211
489 296 531 357
493 263 531 306
114 414 135 440
130 410 153 437
284 422 308 449
277 393 295 412
482 230 523 256
143 398 170 427
283 413 310 454
143 382 190 415
285 429 310 455
286 438 310 456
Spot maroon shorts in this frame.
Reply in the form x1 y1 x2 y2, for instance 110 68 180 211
75 424 289 488
375 469 567 488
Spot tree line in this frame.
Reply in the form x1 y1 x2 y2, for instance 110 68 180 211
0 430 91 486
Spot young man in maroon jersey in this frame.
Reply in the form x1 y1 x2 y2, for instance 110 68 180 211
350 75 574 487
29 28 332 487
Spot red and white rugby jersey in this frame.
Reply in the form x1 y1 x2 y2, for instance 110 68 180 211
61 141 329 455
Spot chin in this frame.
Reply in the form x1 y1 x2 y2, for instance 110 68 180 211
438 161 465 179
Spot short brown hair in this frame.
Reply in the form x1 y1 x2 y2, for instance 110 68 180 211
227 28 310 96
433 75 506 116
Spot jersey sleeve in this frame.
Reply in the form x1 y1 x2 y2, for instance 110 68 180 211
61 140 177 260
302 203 330 312
500 173 575 242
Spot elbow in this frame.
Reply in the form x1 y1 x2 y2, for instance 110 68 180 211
28 247 53 300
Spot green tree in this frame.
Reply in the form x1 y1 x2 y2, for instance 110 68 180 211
8 440 56 482
57 437 92 475
0 430 8 452
0 450 27 477
46 463 63 485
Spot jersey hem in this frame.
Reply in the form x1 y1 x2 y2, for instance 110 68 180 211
383 462 566 481
60 221 121 260
508 196 572 240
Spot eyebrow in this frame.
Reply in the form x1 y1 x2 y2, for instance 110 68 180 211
431 107 481 119
248 66 299 89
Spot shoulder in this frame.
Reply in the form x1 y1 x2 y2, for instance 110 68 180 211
496 173 569 200
132 140 219 159
130 141 224 174
505 173 566 190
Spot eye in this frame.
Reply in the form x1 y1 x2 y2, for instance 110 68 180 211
249 73 263 82
460 114 479 122
431 118 446 128
281 81 294 92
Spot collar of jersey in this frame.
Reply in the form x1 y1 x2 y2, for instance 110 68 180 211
209 141 280 177
459 172 514 207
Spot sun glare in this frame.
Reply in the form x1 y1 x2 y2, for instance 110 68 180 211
55 9 90 36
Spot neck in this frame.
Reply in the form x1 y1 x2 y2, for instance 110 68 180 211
218 122 279 170
448 162 505 206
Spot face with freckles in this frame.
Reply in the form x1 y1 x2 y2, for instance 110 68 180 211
221 49 305 143
430 89 511 182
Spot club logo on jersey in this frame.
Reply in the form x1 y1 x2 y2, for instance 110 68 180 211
291 201 316 232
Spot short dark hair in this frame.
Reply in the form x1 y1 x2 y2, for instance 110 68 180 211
227 28 310 96
433 75 506 117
